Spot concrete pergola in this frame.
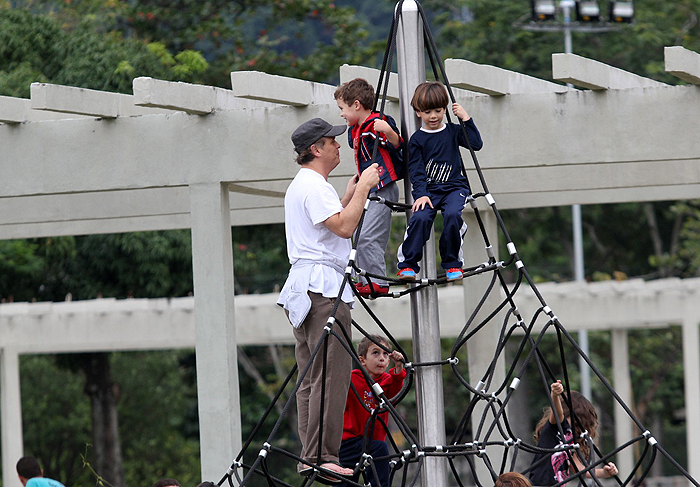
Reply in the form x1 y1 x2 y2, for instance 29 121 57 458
2 43 700 485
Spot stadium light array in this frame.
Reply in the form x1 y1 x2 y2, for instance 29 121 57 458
531 0 556 21
609 1 634 22
576 1 601 22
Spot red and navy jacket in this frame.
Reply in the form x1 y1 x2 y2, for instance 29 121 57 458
342 367 406 442
348 112 404 192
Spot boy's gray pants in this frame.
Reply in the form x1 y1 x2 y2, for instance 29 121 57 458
354 182 399 287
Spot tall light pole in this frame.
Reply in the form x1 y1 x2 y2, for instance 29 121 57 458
561 0 591 401
516 0 631 399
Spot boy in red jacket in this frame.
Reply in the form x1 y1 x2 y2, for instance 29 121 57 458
335 79 403 298
339 335 406 487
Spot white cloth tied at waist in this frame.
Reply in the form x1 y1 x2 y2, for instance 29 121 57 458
277 258 353 328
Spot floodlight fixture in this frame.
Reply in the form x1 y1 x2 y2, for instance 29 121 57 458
609 1 634 23
575 1 601 22
531 0 556 21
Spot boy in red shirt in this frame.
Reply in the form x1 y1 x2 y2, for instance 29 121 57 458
339 335 406 487
335 79 403 298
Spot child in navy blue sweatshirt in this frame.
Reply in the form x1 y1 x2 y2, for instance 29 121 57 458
397 81 483 281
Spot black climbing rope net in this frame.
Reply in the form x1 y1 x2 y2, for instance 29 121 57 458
216 2 700 487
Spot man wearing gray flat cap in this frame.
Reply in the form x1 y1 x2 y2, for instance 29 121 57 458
278 117 379 480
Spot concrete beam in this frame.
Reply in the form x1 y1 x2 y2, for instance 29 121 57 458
133 77 270 115
446 58 568 95
552 53 667 90
339 64 401 101
0 96 31 123
2 277 698 353
230 70 335 106
0 96 96 123
665 46 700 85
31 83 122 118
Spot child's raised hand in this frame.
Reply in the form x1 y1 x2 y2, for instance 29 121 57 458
389 350 404 372
602 462 618 478
412 195 434 212
452 103 470 121
373 119 391 135
551 380 564 396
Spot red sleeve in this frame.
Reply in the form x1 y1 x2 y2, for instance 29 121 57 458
380 368 407 399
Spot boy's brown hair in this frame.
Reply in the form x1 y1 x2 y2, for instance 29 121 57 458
357 334 389 357
494 472 532 487
410 81 449 112
334 78 375 111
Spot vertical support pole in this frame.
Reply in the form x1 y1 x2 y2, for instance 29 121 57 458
396 2 447 486
463 211 506 479
189 182 241 481
1 348 24 487
611 329 634 475
682 308 700 479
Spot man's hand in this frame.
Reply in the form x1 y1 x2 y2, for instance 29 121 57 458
357 163 380 191
343 174 359 205
412 196 433 212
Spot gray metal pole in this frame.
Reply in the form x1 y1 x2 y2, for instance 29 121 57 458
561 0 592 399
395 2 447 486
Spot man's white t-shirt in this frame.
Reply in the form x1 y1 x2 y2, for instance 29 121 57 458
277 168 354 327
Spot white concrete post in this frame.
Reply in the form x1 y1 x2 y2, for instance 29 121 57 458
189 183 241 481
611 329 634 476
1 348 24 487
463 211 506 479
682 309 700 479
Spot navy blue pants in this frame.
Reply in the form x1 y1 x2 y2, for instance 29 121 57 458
339 437 390 487
397 187 468 272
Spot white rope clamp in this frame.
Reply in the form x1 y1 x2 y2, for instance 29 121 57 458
259 442 271 458
543 306 553 317
364 199 371 210
448 357 459 365
485 193 496 206
510 378 521 390
435 445 444 452
475 380 486 393
486 245 495 259
515 260 524 269
349 249 357 262
421 278 429 285
507 242 517 256
469 197 478 209
372 383 385 396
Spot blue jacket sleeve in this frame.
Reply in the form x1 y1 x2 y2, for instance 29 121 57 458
457 118 483 151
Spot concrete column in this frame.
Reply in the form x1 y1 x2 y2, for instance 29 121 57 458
681 309 700 479
396 2 447 486
611 329 634 476
463 210 506 479
189 182 241 481
1 348 24 487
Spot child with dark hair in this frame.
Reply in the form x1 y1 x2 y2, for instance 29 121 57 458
16 457 65 487
397 80 483 282
335 78 403 298
530 380 618 485
339 335 406 487
496 472 532 487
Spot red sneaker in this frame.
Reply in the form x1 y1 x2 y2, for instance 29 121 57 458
354 282 390 297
